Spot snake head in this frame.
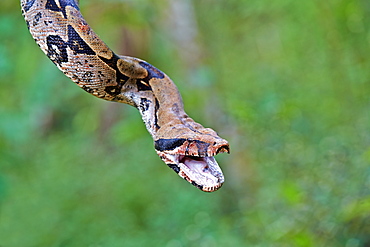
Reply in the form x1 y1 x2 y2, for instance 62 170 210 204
155 136 229 192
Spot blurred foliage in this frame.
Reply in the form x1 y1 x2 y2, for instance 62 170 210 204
0 0 369 246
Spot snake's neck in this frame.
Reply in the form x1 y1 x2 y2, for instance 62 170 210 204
124 61 229 154
125 62 229 192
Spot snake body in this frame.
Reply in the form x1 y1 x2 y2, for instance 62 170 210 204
21 0 229 192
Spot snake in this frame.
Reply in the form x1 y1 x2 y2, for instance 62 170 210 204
20 0 229 192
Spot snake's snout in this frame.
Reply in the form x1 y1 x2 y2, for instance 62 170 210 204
154 130 229 192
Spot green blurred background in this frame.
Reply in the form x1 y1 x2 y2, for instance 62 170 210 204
0 0 369 246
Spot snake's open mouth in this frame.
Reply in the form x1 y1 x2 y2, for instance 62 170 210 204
156 140 228 192
155 138 228 192
163 154 225 192
177 155 225 192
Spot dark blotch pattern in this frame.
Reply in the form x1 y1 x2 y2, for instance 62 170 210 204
81 71 94 83
139 98 150 112
45 25 96 66
155 138 187 152
155 138 212 156
191 181 204 190
45 0 80 18
136 80 152 91
104 86 121 96
45 0 60 12
67 25 95 55
44 20 53 26
98 55 120 70
98 55 130 96
167 164 180 174
23 0 36 12
46 35 68 65
135 62 164 92
33 12 42 26
139 61 165 79
59 0 79 10
154 98 160 130
46 25 97 65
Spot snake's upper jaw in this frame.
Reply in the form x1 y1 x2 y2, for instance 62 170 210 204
155 138 229 192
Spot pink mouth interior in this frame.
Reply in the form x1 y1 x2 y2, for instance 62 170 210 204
179 155 210 173
164 153 225 191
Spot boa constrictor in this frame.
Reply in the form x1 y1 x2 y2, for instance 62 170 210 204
21 0 229 192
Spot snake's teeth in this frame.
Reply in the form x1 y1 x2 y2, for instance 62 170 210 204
202 184 223 193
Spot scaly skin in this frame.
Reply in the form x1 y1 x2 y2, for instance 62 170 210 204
21 0 229 192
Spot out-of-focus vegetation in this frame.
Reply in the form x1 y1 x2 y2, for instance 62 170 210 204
0 0 369 246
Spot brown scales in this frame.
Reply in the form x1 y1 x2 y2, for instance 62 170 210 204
21 0 229 192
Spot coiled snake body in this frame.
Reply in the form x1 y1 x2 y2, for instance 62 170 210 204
21 0 229 192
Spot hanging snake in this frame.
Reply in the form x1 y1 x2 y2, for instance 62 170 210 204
20 0 229 192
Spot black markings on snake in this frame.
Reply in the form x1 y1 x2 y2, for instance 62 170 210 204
44 20 53 26
33 12 42 26
154 138 211 156
167 164 180 174
98 55 130 96
139 61 165 79
139 98 150 112
155 138 187 152
46 35 68 65
46 25 96 65
81 71 94 83
191 181 203 190
23 0 36 12
135 61 165 91
104 86 121 96
136 79 152 91
46 0 80 18
154 98 160 130
59 0 80 11
45 0 60 12
67 25 95 55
